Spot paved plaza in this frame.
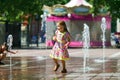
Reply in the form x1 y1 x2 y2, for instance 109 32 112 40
0 48 120 80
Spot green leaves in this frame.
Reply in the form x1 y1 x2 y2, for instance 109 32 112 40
0 0 120 22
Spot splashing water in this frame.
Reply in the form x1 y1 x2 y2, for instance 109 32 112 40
7 34 13 49
7 34 13 80
101 17 106 48
82 23 90 49
82 23 90 75
101 17 107 80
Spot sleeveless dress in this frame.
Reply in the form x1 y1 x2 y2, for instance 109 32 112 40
50 30 70 60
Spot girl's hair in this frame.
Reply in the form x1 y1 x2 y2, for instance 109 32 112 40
57 21 69 32
0 42 8 53
3 42 8 51
57 21 72 40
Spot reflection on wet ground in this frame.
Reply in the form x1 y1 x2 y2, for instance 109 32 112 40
0 56 120 80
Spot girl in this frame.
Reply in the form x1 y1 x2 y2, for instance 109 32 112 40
50 21 71 73
0 42 17 65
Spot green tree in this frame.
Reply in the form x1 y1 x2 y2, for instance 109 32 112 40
87 0 120 32
0 0 42 22
0 0 120 23
0 0 70 22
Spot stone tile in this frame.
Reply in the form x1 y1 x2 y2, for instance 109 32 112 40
0 48 120 80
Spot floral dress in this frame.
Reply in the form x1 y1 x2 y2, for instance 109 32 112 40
50 30 70 60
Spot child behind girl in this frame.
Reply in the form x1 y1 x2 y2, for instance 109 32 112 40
0 42 17 65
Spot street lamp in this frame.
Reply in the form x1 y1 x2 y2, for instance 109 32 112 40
35 14 40 47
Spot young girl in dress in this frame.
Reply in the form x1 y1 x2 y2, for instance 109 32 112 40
50 21 71 73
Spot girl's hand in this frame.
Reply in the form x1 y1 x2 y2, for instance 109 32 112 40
16 51 18 53
64 44 68 49
14 50 18 54
53 36 57 41
64 42 70 49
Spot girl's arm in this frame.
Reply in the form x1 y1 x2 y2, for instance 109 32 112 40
7 50 17 54
53 36 57 41
64 32 71 48
53 30 58 42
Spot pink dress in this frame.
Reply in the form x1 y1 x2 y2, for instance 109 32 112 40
50 30 70 60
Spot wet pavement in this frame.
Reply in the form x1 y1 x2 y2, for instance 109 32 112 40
0 48 120 80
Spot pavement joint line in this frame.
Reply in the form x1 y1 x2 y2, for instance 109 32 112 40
109 52 120 58
69 52 83 54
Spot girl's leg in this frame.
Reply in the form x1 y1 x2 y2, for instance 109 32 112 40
61 60 67 73
0 53 6 64
53 58 60 71
0 53 6 61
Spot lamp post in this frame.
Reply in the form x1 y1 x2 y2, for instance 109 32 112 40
35 14 40 47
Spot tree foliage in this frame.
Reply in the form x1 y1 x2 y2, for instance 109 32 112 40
0 0 120 22
0 0 42 22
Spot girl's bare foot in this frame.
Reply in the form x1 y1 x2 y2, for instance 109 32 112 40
0 62 5 65
61 69 67 73
53 64 60 71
